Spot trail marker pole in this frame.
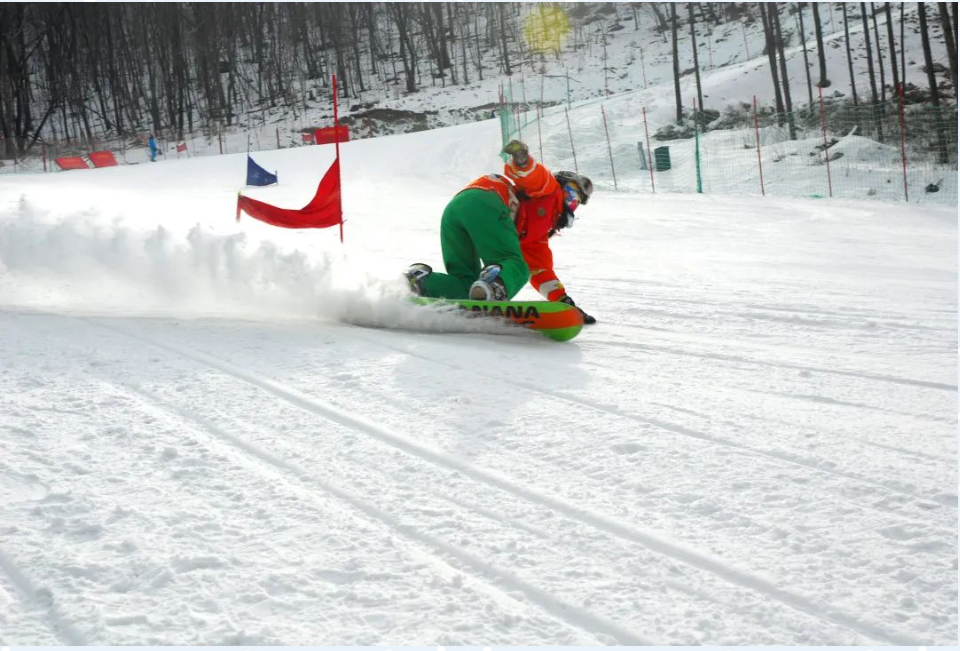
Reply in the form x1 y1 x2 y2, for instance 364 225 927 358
601 105 617 190
642 106 655 193
564 107 578 173
752 96 765 196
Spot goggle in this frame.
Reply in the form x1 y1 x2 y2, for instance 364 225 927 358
564 182 581 211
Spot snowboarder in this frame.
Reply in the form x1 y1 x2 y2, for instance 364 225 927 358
406 140 596 324
148 134 160 162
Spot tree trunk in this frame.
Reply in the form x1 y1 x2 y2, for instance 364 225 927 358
937 3 958 89
901 3 906 86
812 3 830 87
918 3 949 163
797 2 815 107
498 4 511 75
870 3 887 102
884 3 901 95
771 4 796 138
860 3 879 105
843 3 860 105
759 3 786 121
670 3 682 121
688 3 704 111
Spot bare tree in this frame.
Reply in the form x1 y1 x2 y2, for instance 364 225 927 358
770 4 796 137
918 2 949 163
759 2 786 119
843 3 860 105
937 3 958 89
883 3 901 95
797 2 814 107
689 2 704 111
670 3 682 121
389 3 419 93
869 3 886 102
812 3 830 88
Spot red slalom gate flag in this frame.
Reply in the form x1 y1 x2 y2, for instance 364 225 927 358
237 158 342 231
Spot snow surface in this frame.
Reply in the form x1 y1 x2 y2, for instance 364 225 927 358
0 114 957 645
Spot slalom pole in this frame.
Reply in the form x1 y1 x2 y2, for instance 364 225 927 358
752 96 765 196
818 86 833 198
333 73 343 243
642 106 655 193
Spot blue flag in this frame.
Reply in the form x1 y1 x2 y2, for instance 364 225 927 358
246 155 278 186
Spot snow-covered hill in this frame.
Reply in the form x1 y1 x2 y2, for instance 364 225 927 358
0 109 956 644
7 3 955 207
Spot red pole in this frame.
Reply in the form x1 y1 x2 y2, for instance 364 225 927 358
42 142 47 172
752 96 765 196
564 107 578 174
333 74 343 243
818 86 833 198
642 106 655 194
897 83 909 202
601 105 618 190
536 104 543 163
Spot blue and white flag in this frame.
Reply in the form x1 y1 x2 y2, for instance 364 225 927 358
246 155 278 186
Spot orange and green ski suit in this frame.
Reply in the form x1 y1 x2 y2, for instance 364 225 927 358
420 174 530 300
504 156 570 301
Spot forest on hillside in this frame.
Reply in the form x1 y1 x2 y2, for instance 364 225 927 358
1 3 956 161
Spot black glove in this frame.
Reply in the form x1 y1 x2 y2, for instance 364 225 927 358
556 204 575 230
559 295 597 325
503 140 530 167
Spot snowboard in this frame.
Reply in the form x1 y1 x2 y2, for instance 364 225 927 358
411 296 584 342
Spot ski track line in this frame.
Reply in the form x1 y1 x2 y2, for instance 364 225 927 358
95 320 916 646
349 328 957 513
587 337 958 392
655 401 956 467
106 379 645 646
0 546 87 645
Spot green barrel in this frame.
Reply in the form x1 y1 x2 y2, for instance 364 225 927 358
654 146 671 171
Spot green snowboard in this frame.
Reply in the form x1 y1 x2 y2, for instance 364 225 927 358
411 297 584 342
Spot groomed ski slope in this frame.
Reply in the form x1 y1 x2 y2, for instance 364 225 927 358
0 117 956 645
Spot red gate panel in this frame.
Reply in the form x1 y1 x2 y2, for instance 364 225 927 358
314 125 350 145
55 156 90 170
88 150 118 167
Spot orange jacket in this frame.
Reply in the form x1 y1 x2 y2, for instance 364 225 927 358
505 158 568 301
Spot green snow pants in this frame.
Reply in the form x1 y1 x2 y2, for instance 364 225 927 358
421 189 529 300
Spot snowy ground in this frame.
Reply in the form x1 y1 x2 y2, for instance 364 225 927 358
0 118 956 645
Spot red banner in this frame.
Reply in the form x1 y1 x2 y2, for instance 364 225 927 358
55 156 90 170
88 150 118 168
301 133 314 143
176 143 187 153
314 125 350 145
237 158 342 230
